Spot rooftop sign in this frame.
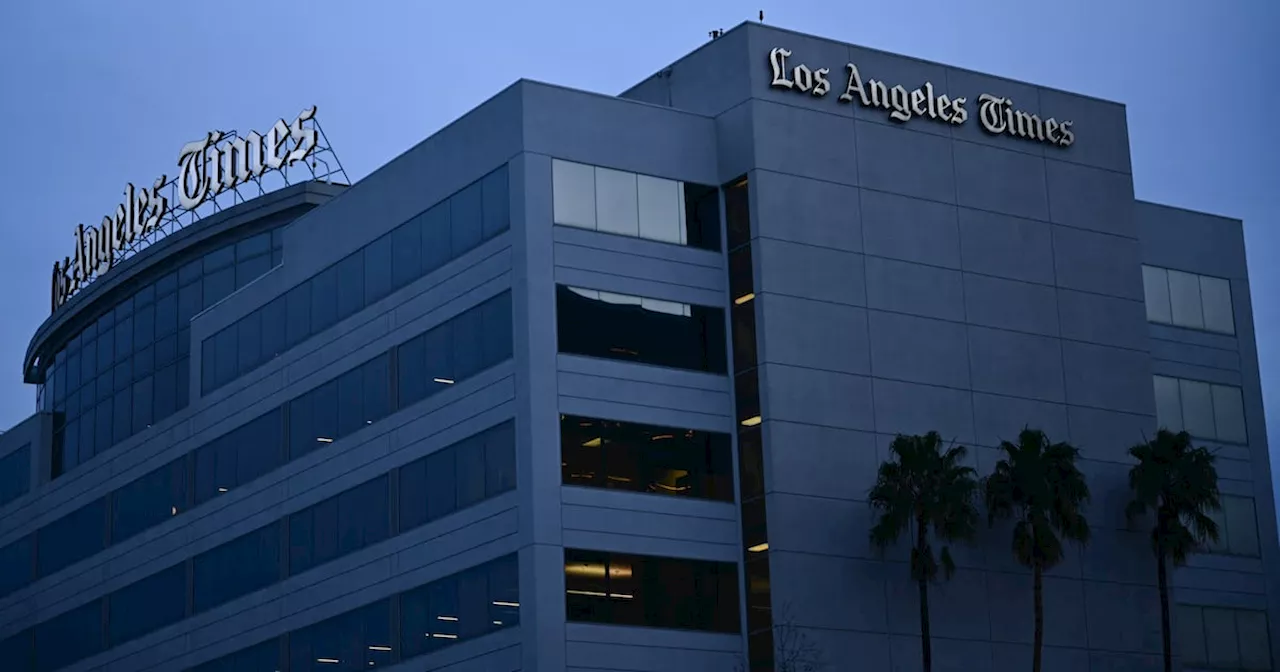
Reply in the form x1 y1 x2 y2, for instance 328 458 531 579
767 48 1075 148
50 106 346 313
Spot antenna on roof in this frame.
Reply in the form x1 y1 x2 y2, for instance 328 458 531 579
708 28 726 40
759 10 764 22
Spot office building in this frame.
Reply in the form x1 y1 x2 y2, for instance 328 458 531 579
0 21 1273 672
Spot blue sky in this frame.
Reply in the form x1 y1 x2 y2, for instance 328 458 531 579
0 1 1276 455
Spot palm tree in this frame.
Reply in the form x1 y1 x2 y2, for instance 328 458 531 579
869 432 979 672
984 428 1091 672
1126 429 1221 672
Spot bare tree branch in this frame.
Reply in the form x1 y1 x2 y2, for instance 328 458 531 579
734 602 826 672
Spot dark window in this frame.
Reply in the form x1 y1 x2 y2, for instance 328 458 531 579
745 554 772 635
725 175 751 251
0 536 33 598
729 246 757 373
34 598 103 672
134 303 155 348
421 317 455 396
399 421 515 531
485 421 517 496
450 181 484 255
236 253 272 290
424 447 458 521
204 266 235 307
738 426 764 502
481 163 510 240
0 444 31 508
363 235 393 305
683 182 722 251
556 286 727 374
289 475 390 576
456 435 487 509
108 562 185 645
194 409 283 504
112 458 186 545
213 325 238 391
288 598 391 672
36 498 106 578
397 334 427 407
115 316 134 360
392 216 423 288
0 630 31 671
178 280 204 325
401 576 459 658
564 549 739 633
736 369 761 426
335 252 364 321
451 303 484 379
193 522 282 613
260 296 287 361
310 266 338 333
155 291 178 337
132 376 154 433
560 415 732 501
420 202 451 274
481 290 514 364
285 282 312 348
237 310 262 376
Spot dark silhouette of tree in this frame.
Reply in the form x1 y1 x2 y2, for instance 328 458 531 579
734 602 825 672
869 432 979 672
1126 429 1221 672
984 428 1091 672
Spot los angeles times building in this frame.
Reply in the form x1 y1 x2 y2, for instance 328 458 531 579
0 22 1273 672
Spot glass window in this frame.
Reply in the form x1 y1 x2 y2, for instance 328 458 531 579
556 286 727 374
132 376 154 433
205 245 235 271
335 251 365 321
236 253 272 290
261 295 286 362
1153 373 1182 430
37 497 106 578
485 421 517 496
1200 275 1235 334
112 458 186 545
1210 495 1262 557
392 217 423 289
285 282 312 347
155 290 178 336
552 159 597 229
451 181 484 255
451 304 485 379
1168 269 1205 330
178 280 204 325
0 536 33 598
237 310 263 375
397 334 427 407
361 354 391 426
422 319 455 395
214 324 238 390
1177 604 1208 667
1178 379 1215 439
1142 266 1172 324
637 174 683 244
0 630 31 671
115 316 134 361
34 598 103 672
0 445 31 508
481 163 510 240
195 409 283 503
1204 607 1241 668
564 549 740 633
288 598 391 672
594 167 640 237
289 475 389 576
426 448 457 520
456 436 487 509
1237 609 1272 670
421 202 452 275
363 235 393 305
560 415 733 501
204 265 235 307
108 562 185 646
193 522 282 613
1212 383 1248 444
153 363 177 420
112 387 132 444
336 368 364 438
311 266 339 333
481 290 514 365
134 302 155 348
724 176 751 251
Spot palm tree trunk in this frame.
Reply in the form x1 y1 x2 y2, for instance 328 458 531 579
917 515 932 672
1033 561 1044 672
1157 551 1172 672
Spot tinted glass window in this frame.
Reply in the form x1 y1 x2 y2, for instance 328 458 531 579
0 536 33 598
189 639 280 672
363 235 394 305
481 164 510 239
37 498 106 578
34 599 103 672
335 252 364 321
0 444 31 508
289 475 389 576
193 522 282 613
450 181 484 255
285 282 312 347
112 458 187 544
108 562 185 645
556 286 727 374
561 415 732 501
421 202 451 274
392 216 423 288
310 266 339 333
565 549 739 633
289 598 391 672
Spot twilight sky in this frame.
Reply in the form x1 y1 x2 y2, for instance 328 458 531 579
0 2 1276 455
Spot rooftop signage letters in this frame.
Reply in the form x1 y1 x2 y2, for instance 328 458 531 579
767 48 1075 148
50 106 323 313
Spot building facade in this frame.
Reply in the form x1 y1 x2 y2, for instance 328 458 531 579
0 21 1274 672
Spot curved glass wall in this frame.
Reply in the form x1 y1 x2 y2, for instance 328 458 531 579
41 228 285 480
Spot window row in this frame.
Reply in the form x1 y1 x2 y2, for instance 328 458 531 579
0 421 515 672
45 228 285 479
1142 265 1235 335
203 164 510 395
0 445 31 509
551 159 721 251
564 549 739 634
1206 495 1261 558
1 553 519 672
556 285 727 375
0 292 513 600
1177 604 1271 671
559 414 733 501
1153 375 1248 444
